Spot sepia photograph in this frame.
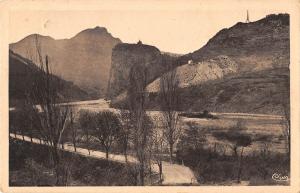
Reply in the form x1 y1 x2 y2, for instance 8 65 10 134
0 0 299 192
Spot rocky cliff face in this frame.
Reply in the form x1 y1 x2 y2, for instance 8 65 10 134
107 42 177 98
10 27 121 97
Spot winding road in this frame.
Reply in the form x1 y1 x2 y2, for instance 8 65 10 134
10 133 197 185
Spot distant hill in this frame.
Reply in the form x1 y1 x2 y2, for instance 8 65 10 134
9 50 90 107
10 26 121 97
112 14 290 115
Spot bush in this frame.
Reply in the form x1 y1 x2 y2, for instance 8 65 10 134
176 144 289 185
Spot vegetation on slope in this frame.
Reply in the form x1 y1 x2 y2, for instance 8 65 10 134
9 50 91 107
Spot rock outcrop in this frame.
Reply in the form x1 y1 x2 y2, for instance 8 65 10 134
107 42 177 98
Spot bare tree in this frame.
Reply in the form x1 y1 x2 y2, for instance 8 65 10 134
119 110 132 162
78 110 94 155
92 111 121 159
67 109 78 152
213 125 252 183
26 34 70 185
151 115 165 183
127 64 152 185
159 68 181 163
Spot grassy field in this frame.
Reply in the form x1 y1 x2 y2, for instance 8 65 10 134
175 112 289 185
179 112 287 155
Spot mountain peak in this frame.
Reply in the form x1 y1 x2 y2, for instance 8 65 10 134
74 26 110 38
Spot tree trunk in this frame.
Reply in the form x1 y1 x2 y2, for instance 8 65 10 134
237 147 244 183
169 144 173 164
124 151 128 163
105 147 109 159
233 146 238 157
51 147 61 186
73 143 77 152
214 142 217 154
139 163 145 185
159 162 163 183
149 162 152 185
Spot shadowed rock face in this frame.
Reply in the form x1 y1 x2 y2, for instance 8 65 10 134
107 43 177 98
10 27 121 98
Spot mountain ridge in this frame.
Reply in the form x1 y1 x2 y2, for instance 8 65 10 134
176 13 289 71
10 26 122 98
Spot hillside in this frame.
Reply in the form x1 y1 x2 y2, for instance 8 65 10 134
177 14 289 71
9 50 90 107
147 68 289 114
112 14 290 115
10 27 121 97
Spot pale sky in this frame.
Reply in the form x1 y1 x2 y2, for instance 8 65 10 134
9 1 289 54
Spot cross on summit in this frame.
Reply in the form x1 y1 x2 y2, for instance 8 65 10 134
246 10 250 23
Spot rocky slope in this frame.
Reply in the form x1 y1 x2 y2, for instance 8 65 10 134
146 55 238 92
10 27 121 97
9 50 90 107
107 42 178 98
